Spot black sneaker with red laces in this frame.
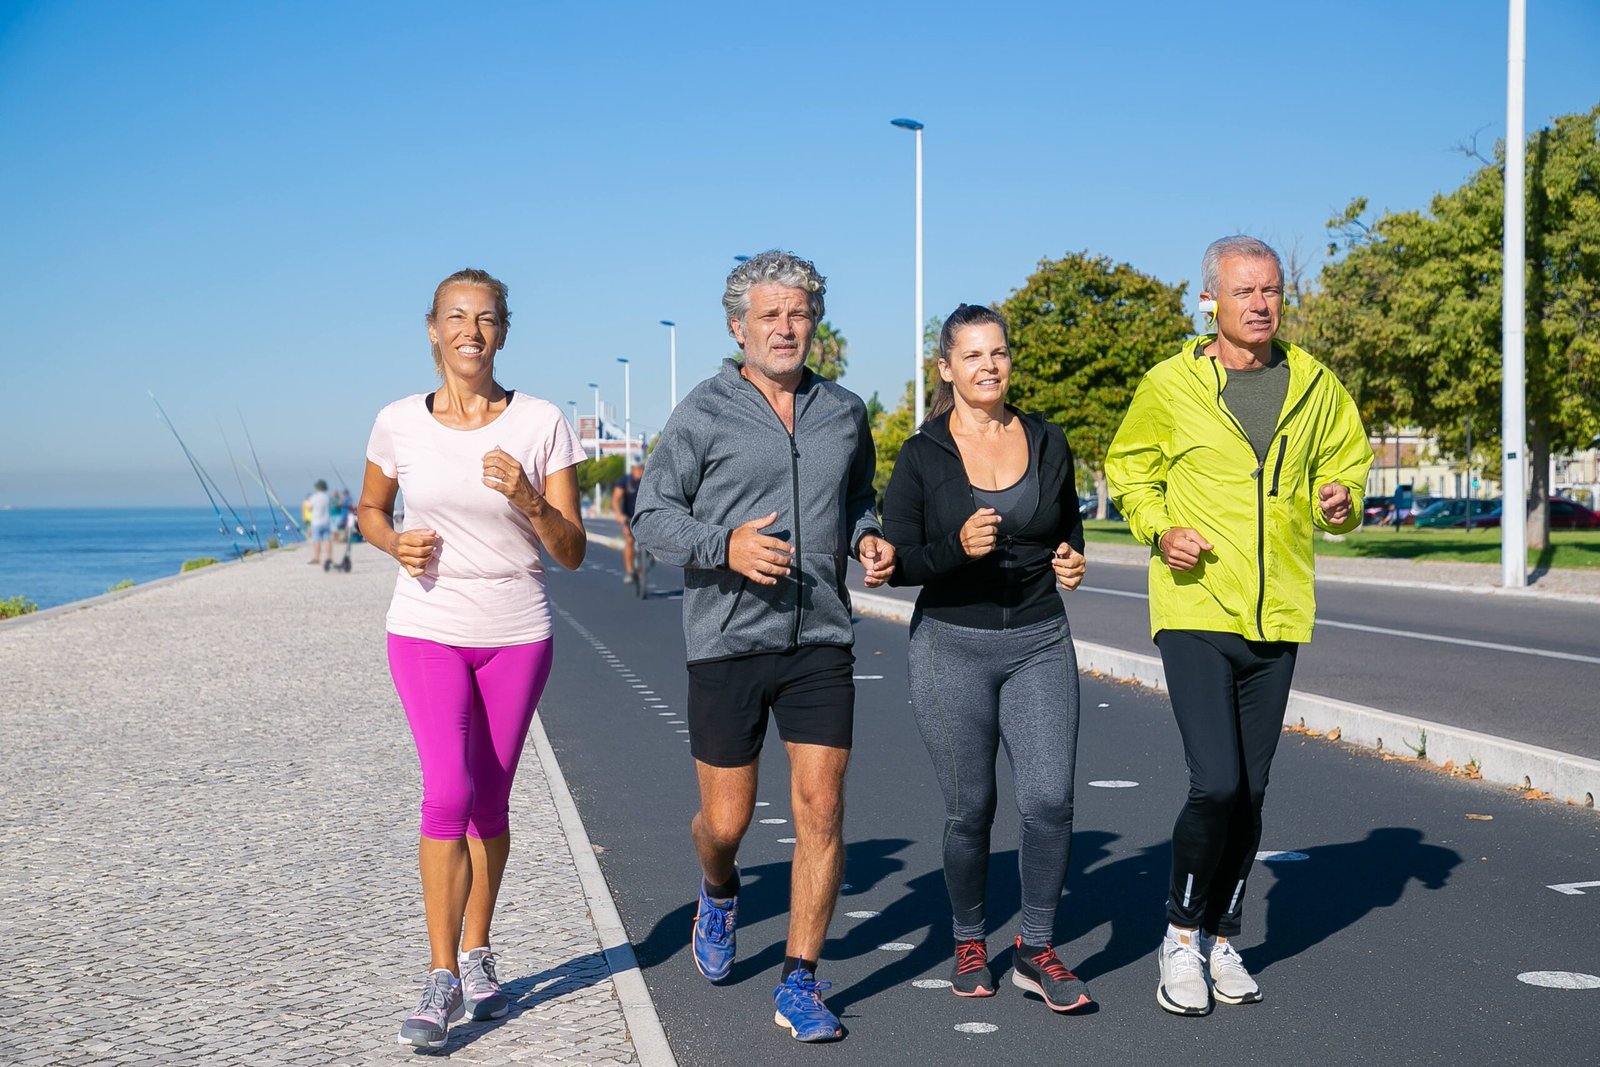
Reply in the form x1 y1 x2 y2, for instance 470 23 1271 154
950 938 995 997
1010 937 1092 1012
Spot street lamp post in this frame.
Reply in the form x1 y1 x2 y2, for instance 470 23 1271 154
588 381 602 511
1501 0 1528 588
618 357 632 468
566 399 578 430
659 320 677 411
891 117 925 427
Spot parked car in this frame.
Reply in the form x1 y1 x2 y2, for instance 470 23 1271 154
1362 496 1393 524
1414 498 1499 528
1450 496 1600 529
1077 496 1124 522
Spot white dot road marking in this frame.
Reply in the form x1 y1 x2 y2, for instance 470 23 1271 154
759 818 788 824
778 837 797 844
1517 971 1600 989
755 801 771 807
852 674 884 680
1097 702 1110 708
840 883 852 891
631 684 649 689
1256 851 1310 862
1079 585 1600 666
676 729 688 733
878 942 915 951
954 1022 998 1034
1089 780 1139 788
667 720 685 724
914 979 952 989
845 910 880 919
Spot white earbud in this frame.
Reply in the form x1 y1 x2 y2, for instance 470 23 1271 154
1197 298 1217 317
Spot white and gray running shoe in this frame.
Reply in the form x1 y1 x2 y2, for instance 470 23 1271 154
1156 929 1211 1016
398 969 465 1048
1203 936 1262 1005
459 947 510 1020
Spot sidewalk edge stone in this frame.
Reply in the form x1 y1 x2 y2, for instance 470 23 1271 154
531 713 679 1067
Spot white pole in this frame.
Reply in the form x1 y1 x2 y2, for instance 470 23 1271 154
669 324 677 410
590 383 602 511
1502 0 1527 589
913 126 925 428
620 358 632 468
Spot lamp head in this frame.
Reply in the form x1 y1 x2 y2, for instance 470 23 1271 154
890 118 924 131
659 319 675 327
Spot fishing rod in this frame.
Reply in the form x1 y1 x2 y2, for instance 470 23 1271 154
218 418 264 552
239 411 305 541
149 392 246 562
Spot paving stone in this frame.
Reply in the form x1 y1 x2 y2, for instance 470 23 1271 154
0 545 640 1065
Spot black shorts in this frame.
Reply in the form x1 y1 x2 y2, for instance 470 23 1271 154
686 645 855 767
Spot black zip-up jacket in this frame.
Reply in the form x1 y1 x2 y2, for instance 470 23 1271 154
882 408 1084 630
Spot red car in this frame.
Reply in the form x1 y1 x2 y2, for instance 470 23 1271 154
1452 496 1600 529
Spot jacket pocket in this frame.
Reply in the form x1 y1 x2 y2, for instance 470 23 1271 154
719 576 749 633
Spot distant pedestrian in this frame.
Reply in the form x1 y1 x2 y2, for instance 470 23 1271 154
357 268 587 1049
882 303 1092 1013
306 480 332 566
1105 236 1372 1016
631 250 893 1042
611 460 646 583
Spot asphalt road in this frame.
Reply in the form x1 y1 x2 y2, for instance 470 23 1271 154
536 538 1600 1066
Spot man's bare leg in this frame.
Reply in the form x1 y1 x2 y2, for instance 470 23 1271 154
784 742 849 962
692 760 758 886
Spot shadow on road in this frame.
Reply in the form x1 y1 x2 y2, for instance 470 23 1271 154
1248 826 1460 974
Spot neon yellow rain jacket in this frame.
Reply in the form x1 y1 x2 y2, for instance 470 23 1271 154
1105 335 1373 642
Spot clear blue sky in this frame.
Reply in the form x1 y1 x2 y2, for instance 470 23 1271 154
2 0 1596 506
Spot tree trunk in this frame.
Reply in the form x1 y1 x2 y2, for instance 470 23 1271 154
1528 417 1550 550
1094 468 1109 520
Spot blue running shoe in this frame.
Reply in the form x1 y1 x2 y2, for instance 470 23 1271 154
692 884 737 981
773 968 843 1042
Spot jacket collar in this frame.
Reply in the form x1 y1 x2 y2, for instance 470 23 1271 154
1180 334 1318 395
921 404 1045 457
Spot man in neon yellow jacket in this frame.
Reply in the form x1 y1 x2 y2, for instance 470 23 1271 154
1105 235 1372 1018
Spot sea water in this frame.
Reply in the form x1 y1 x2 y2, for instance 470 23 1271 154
0 508 301 611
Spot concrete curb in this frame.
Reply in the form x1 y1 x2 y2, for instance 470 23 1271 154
531 714 678 1067
849 589 1600 809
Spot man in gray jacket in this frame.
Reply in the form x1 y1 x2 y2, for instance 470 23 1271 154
632 250 894 1042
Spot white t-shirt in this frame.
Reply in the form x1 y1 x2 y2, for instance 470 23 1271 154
308 490 330 525
365 391 586 646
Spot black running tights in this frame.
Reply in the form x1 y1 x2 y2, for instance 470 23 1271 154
1155 629 1298 938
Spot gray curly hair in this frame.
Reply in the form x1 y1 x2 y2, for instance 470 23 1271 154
721 250 826 340
1201 235 1282 295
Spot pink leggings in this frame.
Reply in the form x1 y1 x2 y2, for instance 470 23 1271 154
387 634 555 840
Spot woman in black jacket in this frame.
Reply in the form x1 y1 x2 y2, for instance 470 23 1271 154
882 303 1091 1012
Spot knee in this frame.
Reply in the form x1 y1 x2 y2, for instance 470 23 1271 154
696 806 752 850
1189 778 1245 813
1018 788 1073 831
421 778 474 838
792 787 844 839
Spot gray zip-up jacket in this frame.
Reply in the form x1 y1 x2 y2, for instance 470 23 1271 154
632 358 881 664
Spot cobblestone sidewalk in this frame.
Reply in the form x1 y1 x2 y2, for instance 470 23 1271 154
0 545 641 1065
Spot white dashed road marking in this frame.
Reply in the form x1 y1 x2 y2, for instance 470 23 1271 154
845 910 880 919
1517 971 1600 989
955 1022 998 1034
914 979 952 989
1089 780 1139 788
1256 851 1310 862
878 942 915 952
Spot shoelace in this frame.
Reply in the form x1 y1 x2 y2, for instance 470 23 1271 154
788 973 833 1002
465 952 499 990
414 974 453 1021
1210 940 1244 968
700 901 731 941
1164 937 1206 972
955 940 988 975
1028 946 1077 983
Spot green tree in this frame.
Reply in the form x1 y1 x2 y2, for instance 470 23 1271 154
1306 105 1600 549
999 252 1191 516
576 455 624 498
807 319 848 381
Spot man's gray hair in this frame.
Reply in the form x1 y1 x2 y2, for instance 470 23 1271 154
1201 235 1283 295
722 250 827 338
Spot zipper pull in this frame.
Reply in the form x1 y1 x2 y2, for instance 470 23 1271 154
789 432 799 459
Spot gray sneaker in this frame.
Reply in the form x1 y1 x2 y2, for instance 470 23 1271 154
1156 929 1211 1016
397 969 465 1048
459 947 510 1020
1203 935 1262 1005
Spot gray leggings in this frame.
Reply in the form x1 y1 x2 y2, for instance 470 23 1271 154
908 613 1081 945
